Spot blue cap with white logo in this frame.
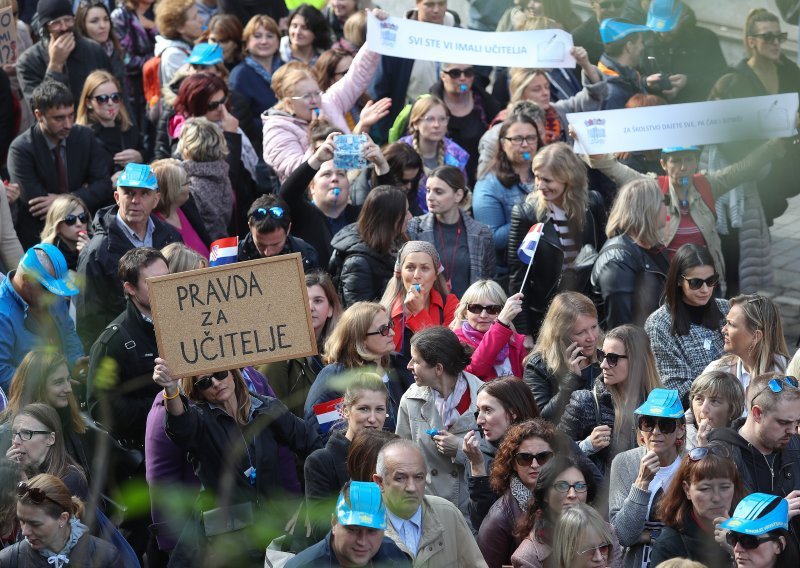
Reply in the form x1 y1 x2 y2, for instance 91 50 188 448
647 0 683 32
635 388 684 418
117 163 158 191
19 243 79 297
336 482 387 530
187 43 224 66
600 18 652 45
720 493 788 535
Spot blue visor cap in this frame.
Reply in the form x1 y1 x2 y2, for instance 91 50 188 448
187 43 223 66
20 243 79 297
635 388 684 418
720 493 788 535
647 0 683 32
117 163 158 190
600 18 653 44
336 482 387 530
662 146 700 154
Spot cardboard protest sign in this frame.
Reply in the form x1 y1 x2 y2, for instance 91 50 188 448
567 94 799 154
147 254 316 378
0 8 17 65
366 13 576 69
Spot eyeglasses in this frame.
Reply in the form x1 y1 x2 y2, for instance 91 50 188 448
513 450 554 468
420 115 449 125
552 481 588 493
576 542 611 558
442 67 475 79
366 323 392 337
749 32 788 43
91 92 121 105
290 90 323 103
208 95 228 110
597 349 628 368
682 274 719 290
250 206 285 221
637 416 679 434
62 212 88 226
503 135 538 147
17 482 64 508
194 371 229 390
750 376 799 408
12 429 52 442
726 532 779 550
466 303 502 316
689 444 730 461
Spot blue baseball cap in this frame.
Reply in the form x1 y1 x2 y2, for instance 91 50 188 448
117 163 158 191
662 146 701 154
600 18 652 45
19 244 79 297
187 43 223 66
720 493 788 535
635 388 684 418
647 0 683 32
336 482 386 530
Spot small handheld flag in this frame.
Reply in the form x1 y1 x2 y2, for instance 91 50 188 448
314 397 344 434
209 236 238 267
517 223 544 295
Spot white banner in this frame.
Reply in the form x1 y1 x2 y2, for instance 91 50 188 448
567 94 799 154
366 13 576 68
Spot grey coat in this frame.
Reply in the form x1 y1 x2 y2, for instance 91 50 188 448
406 211 496 284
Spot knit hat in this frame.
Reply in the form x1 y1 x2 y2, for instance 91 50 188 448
37 0 72 27
394 241 444 277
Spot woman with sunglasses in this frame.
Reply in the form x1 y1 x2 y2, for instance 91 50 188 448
407 166 495 298
645 244 729 405
450 280 525 381
650 444 744 567
151 357 322 564
39 196 91 273
75 70 142 179
511 456 620 568
0 473 119 566
705 294 789 400
608 388 687 568
431 63 503 185
561 325 663 477
592 178 669 330
720 492 799 568
685 371 745 450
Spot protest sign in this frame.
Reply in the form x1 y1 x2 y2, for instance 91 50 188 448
366 13 575 69
567 94 799 154
147 254 316 378
0 8 17 65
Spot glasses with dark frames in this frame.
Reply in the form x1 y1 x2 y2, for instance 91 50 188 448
207 95 228 110
12 429 52 442
513 450 554 468
366 323 392 337
194 371 229 390
749 32 788 43
637 416 678 434
726 532 780 550
442 67 475 79
91 93 121 105
552 481 588 493
466 303 502 316
597 349 628 368
62 212 88 226
681 274 719 290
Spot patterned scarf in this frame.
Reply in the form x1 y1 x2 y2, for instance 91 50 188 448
544 107 563 144
460 322 509 365
510 474 533 512
243 55 278 86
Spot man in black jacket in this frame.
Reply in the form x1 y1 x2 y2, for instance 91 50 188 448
7 80 113 248
572 0 626 66
86 247 169 447
76 163 181 349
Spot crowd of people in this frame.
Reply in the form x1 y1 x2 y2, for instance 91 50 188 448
0 0 800 566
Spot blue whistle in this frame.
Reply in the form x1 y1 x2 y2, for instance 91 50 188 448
426 428 440 438
414 284 421 292
523 152 531 161
460 84 468 93
248 468 256 486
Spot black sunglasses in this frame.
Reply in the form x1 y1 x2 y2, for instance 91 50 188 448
62 212 88 226
250 206 285 221
682 274 719 290
749 32 788 43
194 370 228 390
597 349 627 368
637 415 678 434
726 532 779 550
442 67 475 79
689 444 730 461
208 95 228 110
91 92 121 105
466 303 502 316
366 323 392 337
513 450 554 468
17 482 64 508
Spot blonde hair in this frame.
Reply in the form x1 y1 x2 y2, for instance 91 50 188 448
530 292 600 376
342 371 389 415
76 70 132 130
605 178 664 247
151 158 187 215
727 295 789 377
408 95 447 168
550 504 612 568
177 117 229 162
324 302 390 369
451 280 508 329
243 15 279 52
343 11 367 48
272 61 317 112
161 242 208 273
40 195 89 245
155 0 195 39
528 142 588 231
509 67 549 104
688 370 745 425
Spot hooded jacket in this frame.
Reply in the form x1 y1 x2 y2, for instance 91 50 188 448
329 223 397 308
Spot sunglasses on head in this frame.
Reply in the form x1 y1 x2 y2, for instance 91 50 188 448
682 274 719 290
208 95 228 110
689 444 730 461
250 206 285 221
597 349 627 368
62 212 88 226
726 532 779 550
750 376 799 407
91 92 121 105
442 67 475 79
366 323 392 337
513 450 554 468
466 303 502 316
17 482 63 508
194 370 228 390
637 415 678 434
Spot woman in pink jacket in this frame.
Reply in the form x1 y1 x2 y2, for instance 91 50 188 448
261 9 391 181
451 280 527 381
